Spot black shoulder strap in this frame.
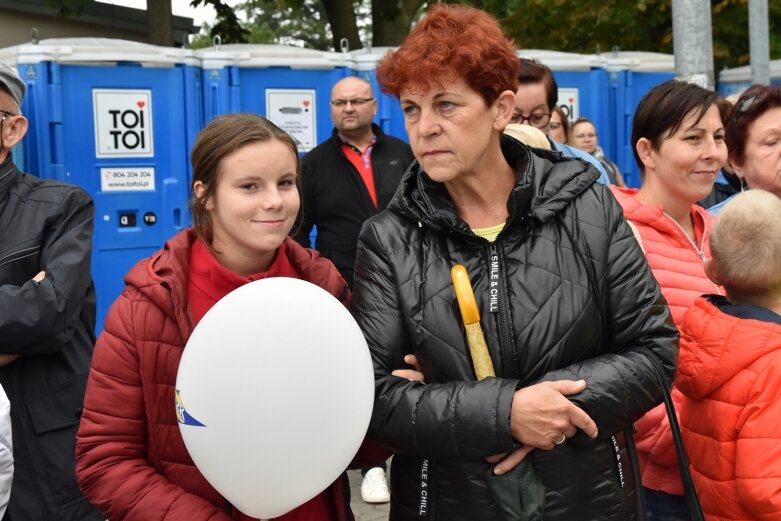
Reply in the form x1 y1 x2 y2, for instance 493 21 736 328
628 219 705 521
661 385 705 521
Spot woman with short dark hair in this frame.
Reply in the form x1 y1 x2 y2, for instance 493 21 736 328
611 79 731 521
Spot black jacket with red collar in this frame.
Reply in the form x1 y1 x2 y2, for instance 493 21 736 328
293 124 414 286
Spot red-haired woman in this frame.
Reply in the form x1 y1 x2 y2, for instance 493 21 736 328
350 5 677 521
708 83 781 213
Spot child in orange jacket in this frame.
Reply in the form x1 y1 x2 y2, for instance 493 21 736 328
676 189 781 521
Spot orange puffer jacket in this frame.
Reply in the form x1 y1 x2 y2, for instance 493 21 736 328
610 187 721 495
677 296 781 521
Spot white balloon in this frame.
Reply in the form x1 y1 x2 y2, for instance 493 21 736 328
176 277 374 519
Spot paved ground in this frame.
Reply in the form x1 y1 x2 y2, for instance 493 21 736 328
348 468 390 521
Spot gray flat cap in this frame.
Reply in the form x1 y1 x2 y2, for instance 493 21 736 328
0 62 25 110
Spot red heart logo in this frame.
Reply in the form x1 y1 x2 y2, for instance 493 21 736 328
568 98 574 103
303 101 310 107
137 101 145 108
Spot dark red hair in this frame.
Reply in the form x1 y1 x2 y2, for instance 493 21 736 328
726 84 781 168
376 4 519 106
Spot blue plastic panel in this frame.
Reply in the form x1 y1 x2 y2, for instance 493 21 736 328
20 61 199 332
613 71 676 187
201 65 349 151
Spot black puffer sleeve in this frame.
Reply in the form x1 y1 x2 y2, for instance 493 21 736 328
538 184 678 437
351 218 520 460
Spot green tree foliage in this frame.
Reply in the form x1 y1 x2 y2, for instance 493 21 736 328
240 0 332 48
494 0 673 56
372 0 428 46
190 0 426 49
49 0 781 73
711 0 781 70
191 0 250 43
474 0 779 72
46 0 87 17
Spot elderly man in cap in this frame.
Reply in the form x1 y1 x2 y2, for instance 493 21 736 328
0 61 102 520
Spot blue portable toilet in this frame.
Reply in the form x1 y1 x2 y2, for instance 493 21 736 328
348 47 408 143
718 59 781 96
197 43 350 153
602 51 675 188
0 38 201 332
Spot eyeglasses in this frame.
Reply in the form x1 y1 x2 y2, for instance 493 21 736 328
331 97 374 108
0 109 17 120
510 112 551 129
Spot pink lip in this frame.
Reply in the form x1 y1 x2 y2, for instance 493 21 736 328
690 171 718 181
423 150 448 157
252 219 286 225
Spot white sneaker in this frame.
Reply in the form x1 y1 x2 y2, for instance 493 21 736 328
360 467 390 504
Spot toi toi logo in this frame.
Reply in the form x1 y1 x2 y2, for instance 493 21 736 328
108 105 147 150
94 90 154 158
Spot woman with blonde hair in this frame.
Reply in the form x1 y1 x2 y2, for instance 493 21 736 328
502 122 551 149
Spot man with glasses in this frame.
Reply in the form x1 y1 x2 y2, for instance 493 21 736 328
513 58 611 185
294 76 412 504
294 76 413 288
0 61 102 521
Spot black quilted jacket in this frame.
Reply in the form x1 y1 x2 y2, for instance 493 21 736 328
351 137 678 521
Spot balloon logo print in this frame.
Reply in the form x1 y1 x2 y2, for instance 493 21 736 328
175 390 205 427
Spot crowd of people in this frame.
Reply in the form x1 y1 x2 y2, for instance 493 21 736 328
0 4 779 521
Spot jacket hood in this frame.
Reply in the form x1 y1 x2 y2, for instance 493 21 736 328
677 296 781 400
124 229 196 340
388 135 600 239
